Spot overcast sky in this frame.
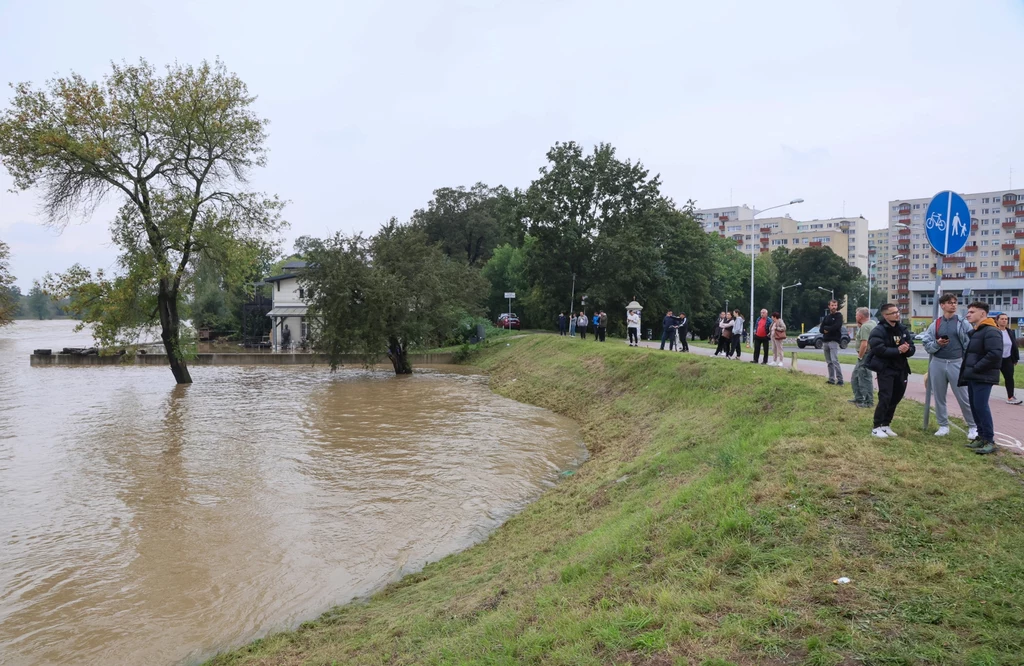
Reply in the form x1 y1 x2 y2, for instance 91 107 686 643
2 0 1023 290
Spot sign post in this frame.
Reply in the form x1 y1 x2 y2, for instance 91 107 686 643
921 191 971 429
504 292 515 330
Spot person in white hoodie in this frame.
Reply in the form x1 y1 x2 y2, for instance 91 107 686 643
626 309 641 346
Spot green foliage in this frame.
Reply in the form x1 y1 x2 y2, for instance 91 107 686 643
26 280 55 320
0 240 16 326
410 183 517 266
771 246 863 328
297 220 487 374
0 58 285 383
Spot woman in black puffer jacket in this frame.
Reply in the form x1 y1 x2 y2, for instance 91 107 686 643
957 303 1003 453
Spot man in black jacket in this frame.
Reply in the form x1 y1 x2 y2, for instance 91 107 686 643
821 299 845 385
867 303 915 439
958 301 1003 454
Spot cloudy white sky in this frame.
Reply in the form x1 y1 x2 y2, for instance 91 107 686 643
2 0 1023 290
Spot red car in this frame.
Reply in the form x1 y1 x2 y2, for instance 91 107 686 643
497 313 521 330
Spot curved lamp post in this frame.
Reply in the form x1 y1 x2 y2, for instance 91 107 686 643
780 281 801 323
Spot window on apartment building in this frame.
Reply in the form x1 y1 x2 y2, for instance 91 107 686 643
982 251 989 256
981 240 989 246
982 209 989 214
891 205 898 210
913 233 922 239
983 197 990 203
912 254 920 259
920 294 934 305
913 264 920 269
982 219 989 225
981 272 989 278
981 261 989 267
913 243 921 249
993 230 1001 236
966 262 976 268
966 199 976 205
912 214 920 221
982 230 989 236
913 204 921 209
971 209 976 215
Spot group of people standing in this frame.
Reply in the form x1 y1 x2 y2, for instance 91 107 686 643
843 295 1018 455
658 311 690 351
557 311 609 342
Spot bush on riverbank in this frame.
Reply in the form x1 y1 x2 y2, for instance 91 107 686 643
207 335 1024 665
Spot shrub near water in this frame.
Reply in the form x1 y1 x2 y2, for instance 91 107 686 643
208 336 1024 665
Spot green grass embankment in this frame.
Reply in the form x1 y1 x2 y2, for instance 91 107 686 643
207 335 1024 665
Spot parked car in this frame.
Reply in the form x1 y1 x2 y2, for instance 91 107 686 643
497 313 521 330
796 325 850 349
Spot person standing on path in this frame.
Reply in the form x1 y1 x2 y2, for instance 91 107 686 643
958 301 1003 455
920 294 978 439
576 311 588 340
770 311 787 366
557 312 567 336
995 314 1021 404
849 307 876 408
718 313 734 357
597 311 608 342
713 312 728 355
868 303 916 439
660 310 676 351
751 308 772 365
592 312 601 341
677 312 689 352
730 310 744 360
821 299 845 385
626 309 641 347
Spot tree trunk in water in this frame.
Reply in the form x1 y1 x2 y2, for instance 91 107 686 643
387 336 412 375
157 283 193 384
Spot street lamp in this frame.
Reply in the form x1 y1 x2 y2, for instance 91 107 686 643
780 281 801 322
816 286 834 301
750 198 804 343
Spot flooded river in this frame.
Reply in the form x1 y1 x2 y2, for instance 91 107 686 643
0 321 585 665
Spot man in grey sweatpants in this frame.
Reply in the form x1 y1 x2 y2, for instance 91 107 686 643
920 293 978 440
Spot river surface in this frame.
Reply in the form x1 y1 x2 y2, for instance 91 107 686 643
0 320 584 665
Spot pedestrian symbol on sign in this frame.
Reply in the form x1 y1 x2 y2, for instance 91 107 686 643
924 191 971 256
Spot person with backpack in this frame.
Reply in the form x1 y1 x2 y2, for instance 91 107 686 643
867 303 916 439
770 311 787 367
919 293 978 439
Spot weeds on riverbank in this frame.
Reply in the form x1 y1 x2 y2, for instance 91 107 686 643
207 335 1024 665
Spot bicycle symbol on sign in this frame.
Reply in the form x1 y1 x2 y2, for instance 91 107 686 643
925 212 946 231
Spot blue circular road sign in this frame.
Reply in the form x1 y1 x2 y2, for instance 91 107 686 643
924 191 971 256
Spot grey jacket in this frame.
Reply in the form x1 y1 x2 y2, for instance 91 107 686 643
920 315 972 355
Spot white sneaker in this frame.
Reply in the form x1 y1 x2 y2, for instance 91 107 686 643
1007 397 1023 405
967 427 979 441
881 426 899 437
872 427 889 438
934 426 949 437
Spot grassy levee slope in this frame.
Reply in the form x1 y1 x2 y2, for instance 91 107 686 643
207 336 1024 665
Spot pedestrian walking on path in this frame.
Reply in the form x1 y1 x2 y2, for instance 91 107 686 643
959 301 1004 455
850 307 876 408
713 312 728 355
821 299 845 386
677 312 689 352
730 309 744 360
770 311 787 366
995 313 1021 405
920 293 978 439
751 308 772 365
868 302 916 439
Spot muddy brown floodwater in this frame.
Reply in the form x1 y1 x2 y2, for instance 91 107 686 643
0 321 585 665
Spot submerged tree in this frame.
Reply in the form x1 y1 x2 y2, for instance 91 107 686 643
0 59 285 383
298 220 486 375
0 240 15 326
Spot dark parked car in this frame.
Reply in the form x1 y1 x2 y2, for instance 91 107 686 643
796 325 850 349
497 313 520 330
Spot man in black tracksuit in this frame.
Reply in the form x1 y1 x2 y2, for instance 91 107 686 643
867 303 916 438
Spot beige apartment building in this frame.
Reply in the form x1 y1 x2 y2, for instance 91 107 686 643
697 206 870 274
867 228 891 309
887 189 1024 326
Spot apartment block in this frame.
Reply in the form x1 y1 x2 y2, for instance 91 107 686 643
867 228 891 305
697 206 870 274
887 189 1024 325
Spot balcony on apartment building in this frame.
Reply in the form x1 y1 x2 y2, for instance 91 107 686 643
759 226 771 234
965 242 978 250
1002 242 1018 250
898 226 911 236
719 215 729 222
1003 220 1018 228
760 247 770 253
1003 195 1018 207
896 243 910 252
930 266 937 273
1016 208 1024 217
1002 264 1017 272
808 241 822 247
897 267 910 274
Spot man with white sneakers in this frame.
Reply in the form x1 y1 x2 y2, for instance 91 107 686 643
867 303 916 439
920 293 978 441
